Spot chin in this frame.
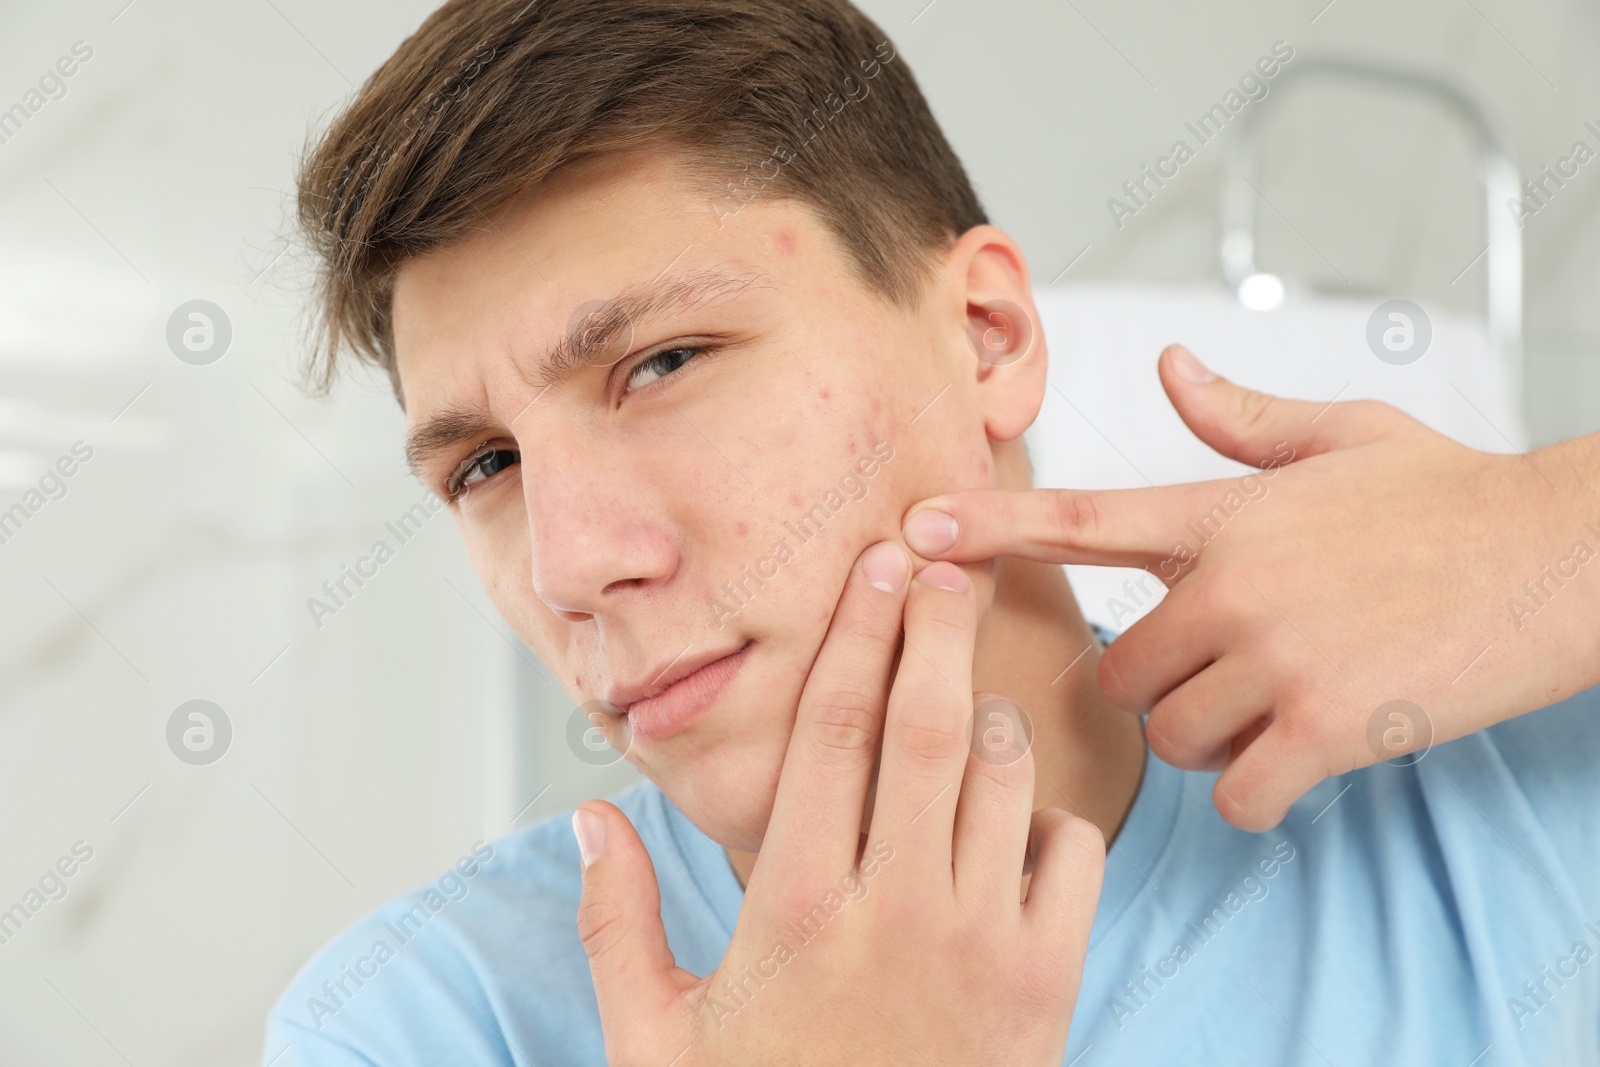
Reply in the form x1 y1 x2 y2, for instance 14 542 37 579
631 734 786 854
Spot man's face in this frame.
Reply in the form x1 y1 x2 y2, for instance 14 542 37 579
393 149 1035 851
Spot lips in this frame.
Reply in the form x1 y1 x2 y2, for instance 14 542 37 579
609 640 753 743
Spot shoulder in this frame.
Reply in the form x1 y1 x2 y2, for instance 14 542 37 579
264 781 675 1065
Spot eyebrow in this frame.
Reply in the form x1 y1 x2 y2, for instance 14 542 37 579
404 267 765 479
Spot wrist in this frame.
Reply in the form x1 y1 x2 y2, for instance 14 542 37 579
1526 434 1600 688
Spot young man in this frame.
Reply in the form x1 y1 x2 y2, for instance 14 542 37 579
268 0 1600 1063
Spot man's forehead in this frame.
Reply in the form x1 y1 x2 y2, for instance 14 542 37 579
392 155 835 465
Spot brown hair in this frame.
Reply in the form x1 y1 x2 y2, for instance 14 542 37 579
294 0 988 402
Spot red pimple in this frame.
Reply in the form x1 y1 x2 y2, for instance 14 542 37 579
736 521 749 536
775 230 794 255
789 492 803 507
819 388 830 400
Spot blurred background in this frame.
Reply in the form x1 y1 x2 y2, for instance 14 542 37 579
1 0 1596 1062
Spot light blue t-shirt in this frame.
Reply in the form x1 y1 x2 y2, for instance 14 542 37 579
266 677 1600 1066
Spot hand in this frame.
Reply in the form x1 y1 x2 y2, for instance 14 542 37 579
572 545 1105 1065
902 344 1600 832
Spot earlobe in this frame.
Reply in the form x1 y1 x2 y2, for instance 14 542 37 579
971 301 1046 443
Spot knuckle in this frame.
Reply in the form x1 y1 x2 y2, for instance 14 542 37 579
1033 808 1106 875
805 689 881 758
1332 397 1407 445
1049 489 1102 542
969 733 1035 783
1251 626 1296 679
1030 807 1066 841
1054 811 1108 862
774 879 847 938
1188 568 1224 611
839 606 902 657
1235 388 1279 432
1192 567 1245 622
891 705 968 765
1274 700 1331 751
1143 709 1191 767
575 896 627 958
1348 397 1397 424
915 603 972 643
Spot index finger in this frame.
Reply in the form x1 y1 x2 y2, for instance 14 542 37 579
901 484 1223 571
756 539 912 890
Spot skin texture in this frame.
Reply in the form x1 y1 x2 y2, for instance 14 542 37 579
570 553 1107 1065
391 146 1146 1062
909 344 1600 831
392 147 1145 857
383 140 1600 1062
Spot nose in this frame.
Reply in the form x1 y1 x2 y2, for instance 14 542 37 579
520 438 679 621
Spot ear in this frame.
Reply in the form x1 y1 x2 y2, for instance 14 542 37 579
944 225 1047 443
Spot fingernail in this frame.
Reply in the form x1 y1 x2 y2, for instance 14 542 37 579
862 540 909 592
1169 345 1215 383
916 561 969 592
903 509 959 556
572 808 606 869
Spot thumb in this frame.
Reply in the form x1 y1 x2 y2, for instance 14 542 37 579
1157 344 1399 466
573 801 694 1058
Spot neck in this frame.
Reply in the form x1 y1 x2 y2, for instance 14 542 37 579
974 555 1147 840
726 554 1147 888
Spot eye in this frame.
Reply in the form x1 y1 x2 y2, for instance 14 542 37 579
445 445 519 501
625 345 704 393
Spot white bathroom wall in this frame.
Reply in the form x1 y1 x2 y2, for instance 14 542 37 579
906 0 1600 444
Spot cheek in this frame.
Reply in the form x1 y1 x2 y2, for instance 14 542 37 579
460 509 586 688
460 516 517 608
718 442 897 634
